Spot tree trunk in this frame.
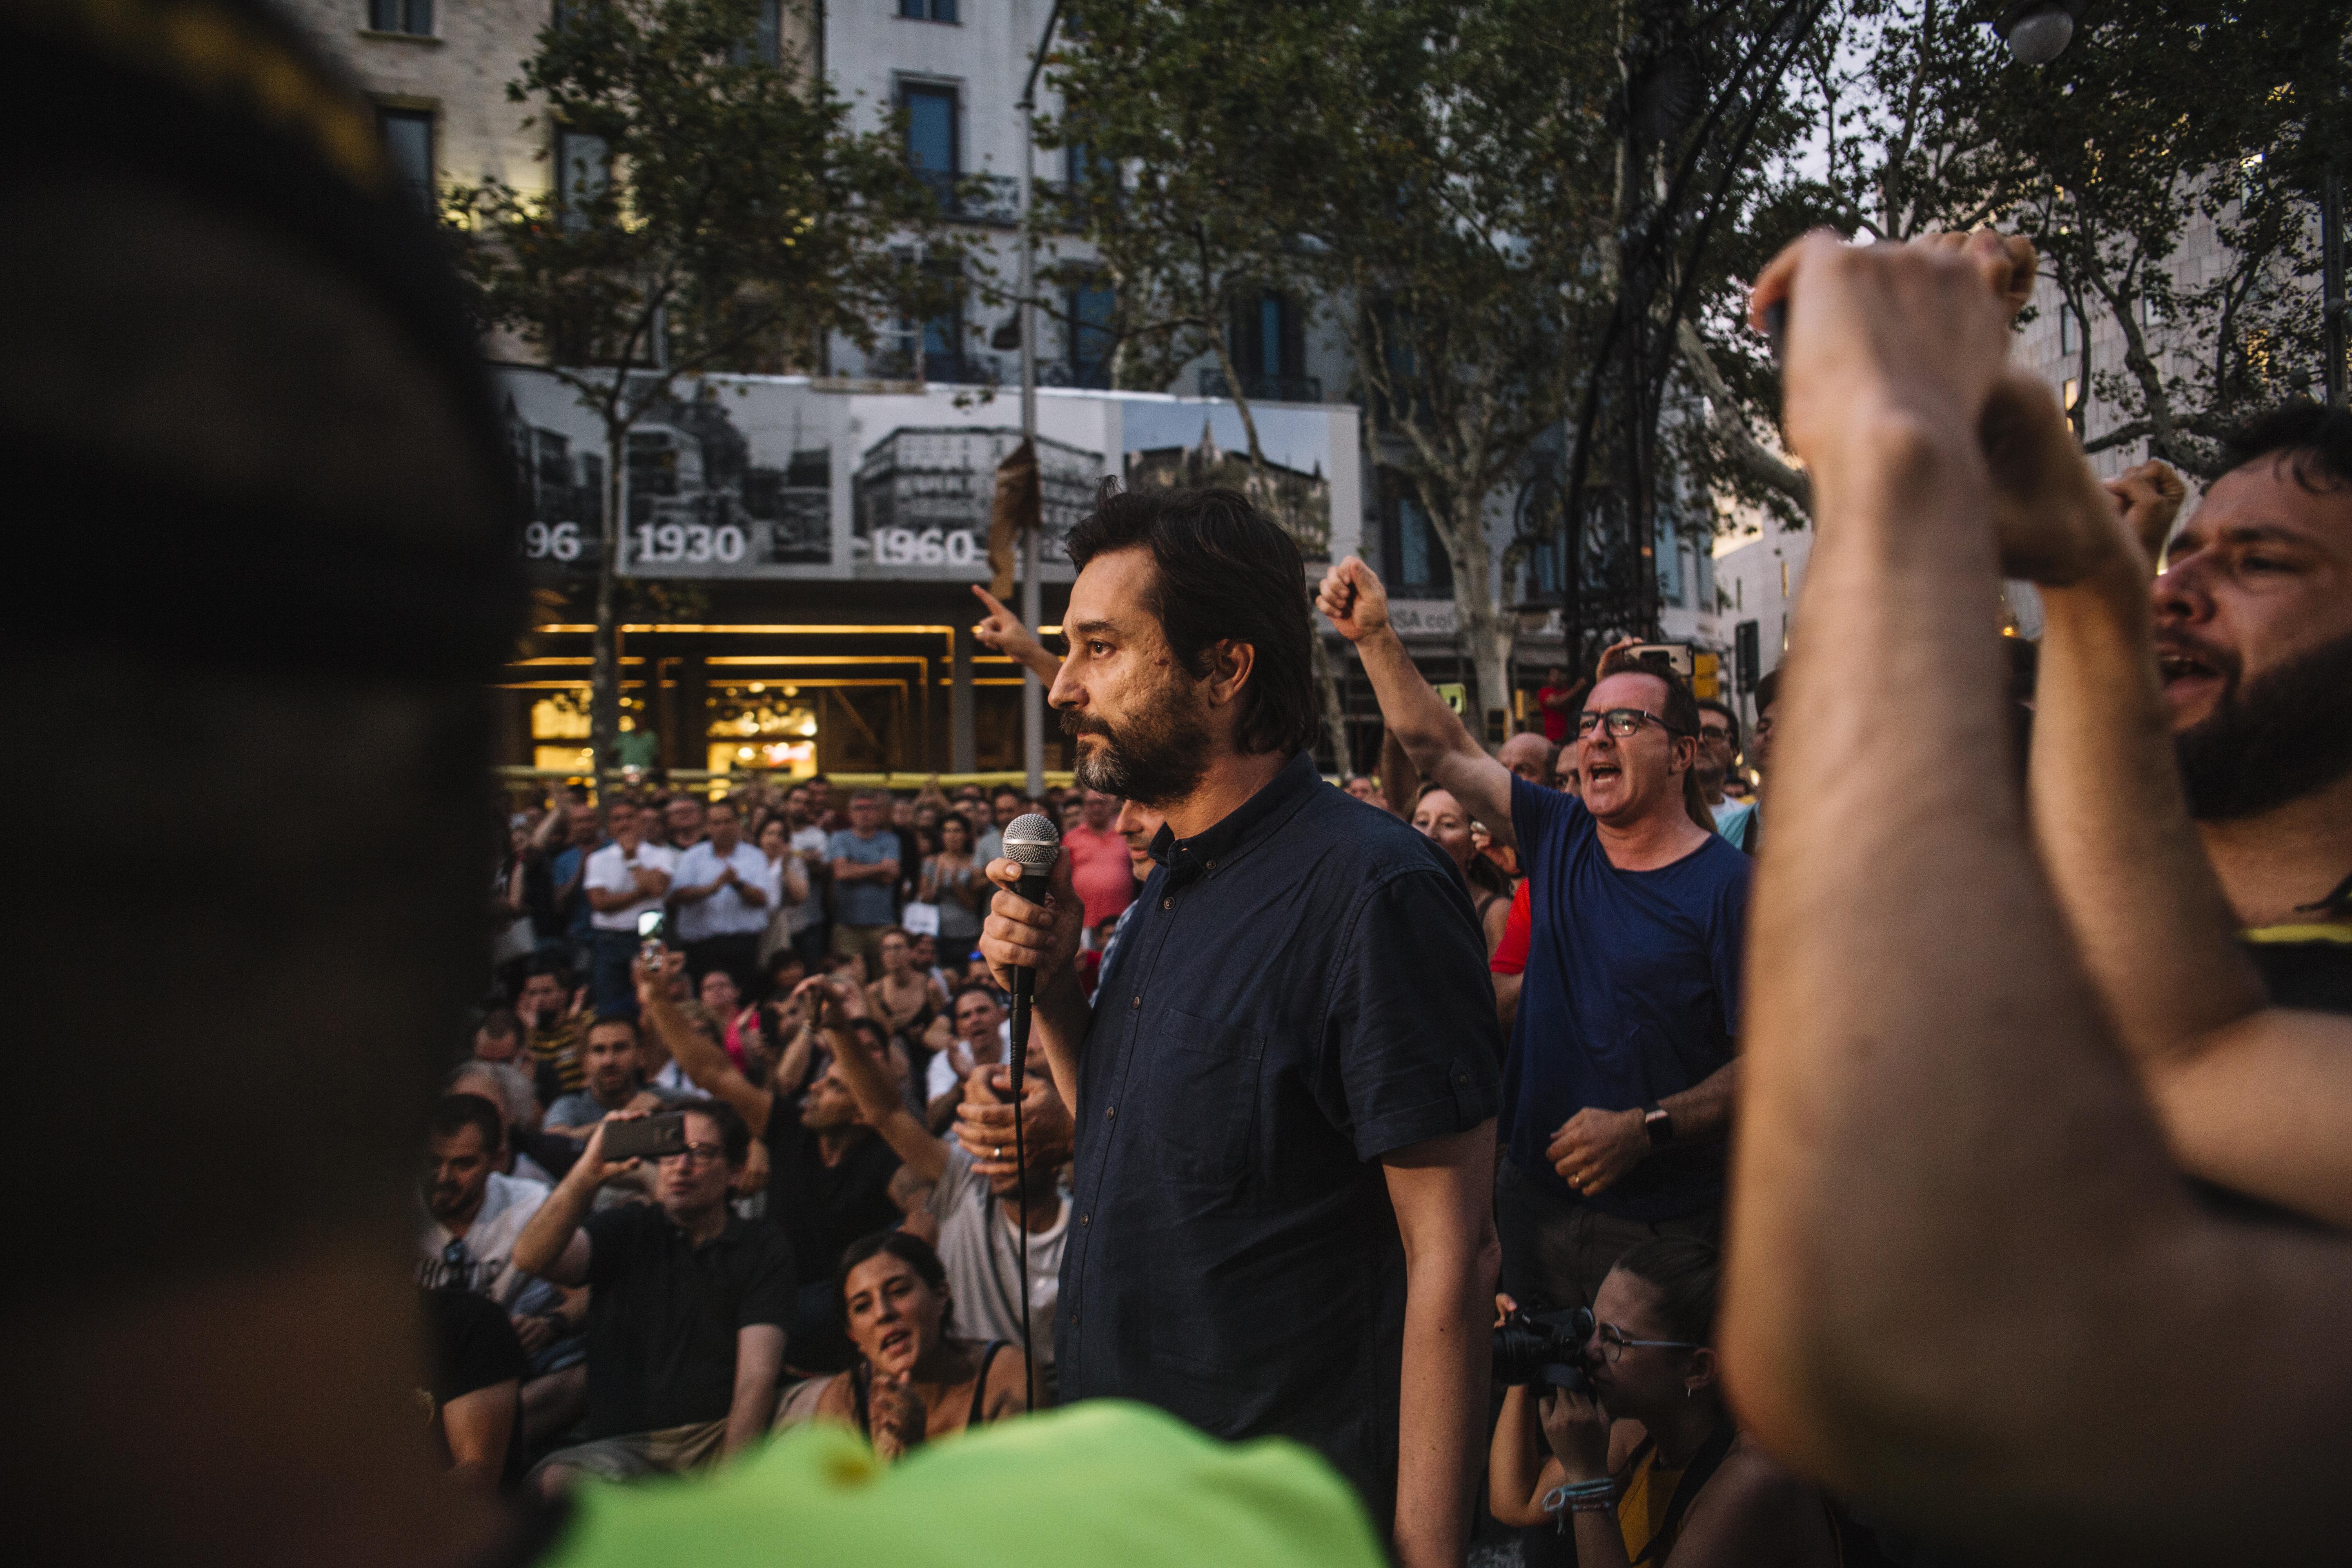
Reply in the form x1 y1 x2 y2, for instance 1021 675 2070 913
1208 327 1355 768
1448 492 1513 747
589 420 626 797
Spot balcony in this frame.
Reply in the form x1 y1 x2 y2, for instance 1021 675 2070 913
869 344 1004 387
915 169 1021 228
1198 368 1323 403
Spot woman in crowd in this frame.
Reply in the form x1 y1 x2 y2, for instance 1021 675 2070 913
865 927 949 1050
753 813 811 968
920 812 985 960
1490 1238 1837 1568
1412 782 1515 954
808 1232 1033 1458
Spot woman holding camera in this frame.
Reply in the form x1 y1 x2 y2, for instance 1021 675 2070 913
1490 1238 1835 1567
808 1231 1033 1460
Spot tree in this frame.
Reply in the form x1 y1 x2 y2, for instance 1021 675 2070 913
448 0 953 787
1679 0 2352 529
1042 0 1356 763
1298 0 1624 732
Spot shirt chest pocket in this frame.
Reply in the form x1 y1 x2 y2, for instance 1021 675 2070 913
1142 1009 1267 1186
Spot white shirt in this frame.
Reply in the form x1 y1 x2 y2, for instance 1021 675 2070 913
928 1143 1067 1374
417 1170 558 1315
787 825 829 932
672 838 782 942
585 840 677 932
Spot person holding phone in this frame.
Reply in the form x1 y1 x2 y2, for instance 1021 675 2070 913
512 1100 794 1494
582 800 676 1013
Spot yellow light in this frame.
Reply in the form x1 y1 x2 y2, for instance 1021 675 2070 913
749 682 765 693
738 746 754 760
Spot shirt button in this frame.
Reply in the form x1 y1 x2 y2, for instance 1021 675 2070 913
1105 1105 1116 1119
1205 859 1216 870
1129 995 1140 1009
1161 898 1172 910
1080 1212 1090 1225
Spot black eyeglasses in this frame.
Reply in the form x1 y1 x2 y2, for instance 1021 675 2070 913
660 1142 728 1167
1575 708 1692 740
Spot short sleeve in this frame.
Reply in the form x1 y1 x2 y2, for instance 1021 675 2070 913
747 850 783 902
1325 864 1505 1160
1489 881 1532 976
926 1052 959 1103
927 1140 980 1219
734 1229 797 1330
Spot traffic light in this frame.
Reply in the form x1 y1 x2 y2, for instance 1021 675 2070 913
1735 620 1760 694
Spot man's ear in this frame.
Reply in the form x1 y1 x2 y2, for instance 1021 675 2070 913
1686 1345 1718 1395
1203 639 1258 708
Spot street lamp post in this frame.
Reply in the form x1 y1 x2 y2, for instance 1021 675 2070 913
1017 0 1065 797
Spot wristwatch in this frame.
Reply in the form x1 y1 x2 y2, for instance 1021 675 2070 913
1641 1102 1675 1147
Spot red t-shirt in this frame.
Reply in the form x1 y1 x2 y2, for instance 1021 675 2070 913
1490 879 1531 975
1536 685 1575 744
1062 822 1137 930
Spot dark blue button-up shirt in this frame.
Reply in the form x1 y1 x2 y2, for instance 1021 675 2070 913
1055 750 1503 1517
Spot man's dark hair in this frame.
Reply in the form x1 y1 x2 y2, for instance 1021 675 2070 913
585 1014 641 1043
427 1094 504 1153
476 1008 520 1042
673 1097 751 1167
1695 698 1741 751
1754 667 1782 715
1613 1235 1721 1348
1063 483 1318 757
953 981 1005 1011
525 955 574 986
2219 401 2352 493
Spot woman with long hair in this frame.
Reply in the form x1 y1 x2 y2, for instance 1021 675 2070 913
811 1231 1033 1458
1490 1238 1836 1567
919 811 984 956
1412 781 1514 954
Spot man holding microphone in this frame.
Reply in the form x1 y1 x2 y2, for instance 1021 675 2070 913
979 483 1501 1568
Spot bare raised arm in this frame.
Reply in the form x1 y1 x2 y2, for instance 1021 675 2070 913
1316 557 1516 848
636 953 774 1137
2000 413 2352 1225
1722 229 2352 1561
813 977 948 1185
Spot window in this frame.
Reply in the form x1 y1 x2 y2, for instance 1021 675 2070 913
2058 304 2080 356
1227 291 1314 400
899 0 958 21
1382 486 1452 596
1655 514 1684 608
901 82 959 205
1066 281 1115 388
377 107 434 203
2063 376 2082 411
368 0 432 36
555 129 610 225
739 0 783 65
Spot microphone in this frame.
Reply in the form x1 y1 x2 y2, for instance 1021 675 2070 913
995 812 1060 1420
999 812 1062 1094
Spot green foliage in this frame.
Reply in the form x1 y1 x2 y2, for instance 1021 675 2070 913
446 0 957 409
1682 0 2352 515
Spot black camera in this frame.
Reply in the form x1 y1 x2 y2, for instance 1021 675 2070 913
1493 1305 1597 1392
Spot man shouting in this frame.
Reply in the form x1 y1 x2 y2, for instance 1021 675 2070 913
980 484 1501 1568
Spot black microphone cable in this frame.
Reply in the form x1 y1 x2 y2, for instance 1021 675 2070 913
999 813 1062 1415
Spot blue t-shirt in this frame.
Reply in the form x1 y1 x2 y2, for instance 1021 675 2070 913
1504 778 1750 1221
551 843 592 940
827 827 899 927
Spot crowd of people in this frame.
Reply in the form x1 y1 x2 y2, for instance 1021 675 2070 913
27 8 2352 1560
433 348 2352 1568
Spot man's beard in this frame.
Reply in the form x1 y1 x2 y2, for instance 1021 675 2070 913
2174 627 2352 820
1061 680 1212 807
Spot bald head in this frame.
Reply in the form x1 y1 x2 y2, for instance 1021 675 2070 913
1498 731 1561 788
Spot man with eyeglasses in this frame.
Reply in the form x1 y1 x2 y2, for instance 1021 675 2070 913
1322 560 1750 1316
514 1099 793 1494
1693 699 1754 841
